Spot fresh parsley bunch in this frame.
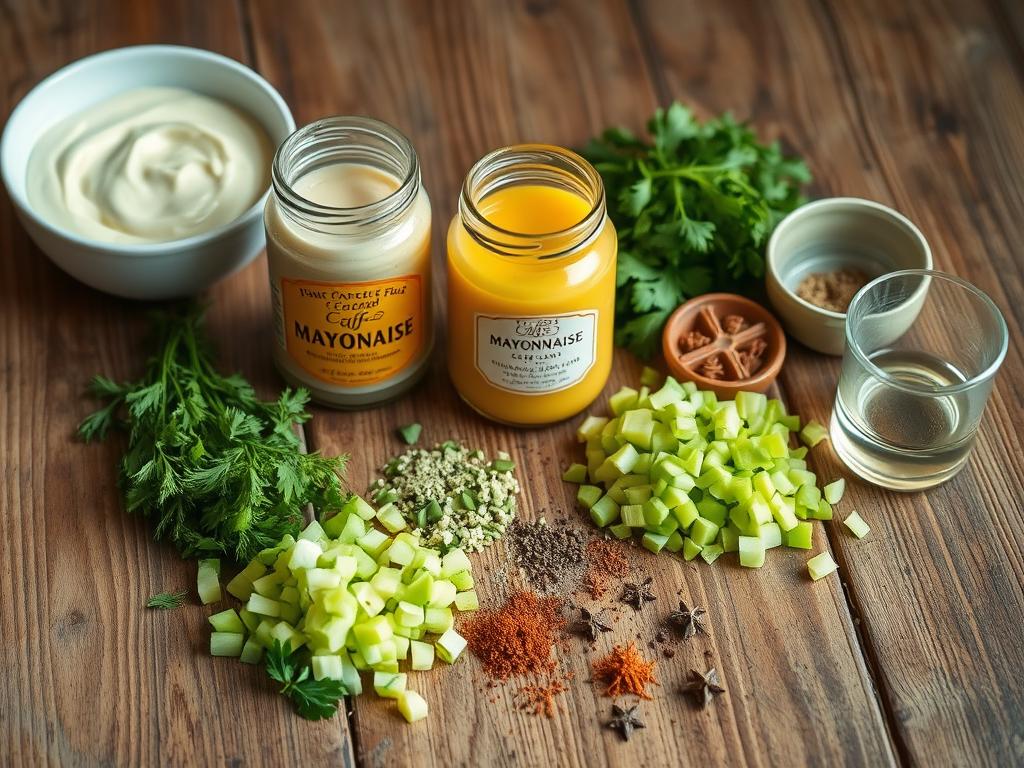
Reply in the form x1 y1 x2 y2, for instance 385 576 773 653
79 306 347 562
583 103 811 358
266 640 347 720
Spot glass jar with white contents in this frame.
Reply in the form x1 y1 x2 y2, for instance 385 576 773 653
265 117 433 408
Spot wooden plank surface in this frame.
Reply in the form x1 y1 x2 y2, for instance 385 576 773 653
0 2 355 766
1 1 1022 766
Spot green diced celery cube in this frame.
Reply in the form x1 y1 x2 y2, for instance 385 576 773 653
590 495 620 527
690 517 720 546
608 443 640 474
410 639 434 671
824 479 846 505
313 655 345 681
682 537 703 561
620 504 645 528
696 498 727 527
642 498 670 527
700 543 724 565
665 530 684 553
768 492 799 532
800 420 829 447
239 638 264 665
423 606 453 634
736 391 767 421
197 559 222 605
247 593 282 618
562 463 588 483
758 522 782 549
577 415 609 442
624 486 653 505
210 632 245 657
427 580 457 608
671 498 699 529
208 609 245 634
609 387 640 415
640 366 662 388
398 690 429 723
782 520 813 549
436 628 466 663
738 536 765 568
720 525 740 553
344 495 378 521
226 560 266 601
642 531 669 553
843 511 870 539
609 523 633 540
577 485 602 509
807 551 838 580
454 590 479 611
374 671 408 699
376 503 408 534
812 499 834 521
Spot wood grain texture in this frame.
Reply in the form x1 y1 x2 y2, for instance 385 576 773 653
631 0 1024 764
0 2 354 765
247 1 894 766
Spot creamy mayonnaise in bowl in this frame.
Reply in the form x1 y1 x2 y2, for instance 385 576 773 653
1 45 295 299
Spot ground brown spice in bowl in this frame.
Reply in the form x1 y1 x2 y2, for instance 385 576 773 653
795 268 869 313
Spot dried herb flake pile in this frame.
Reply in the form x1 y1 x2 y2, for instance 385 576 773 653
369 442 519 552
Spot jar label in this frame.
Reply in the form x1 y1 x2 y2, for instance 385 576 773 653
475 311 598 394
279 275 423 387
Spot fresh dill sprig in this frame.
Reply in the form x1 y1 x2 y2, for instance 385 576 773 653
80 306 348 562
146 590 188 610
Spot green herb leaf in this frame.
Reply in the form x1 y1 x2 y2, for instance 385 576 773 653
78 306 348 561
265 640 346 720
582 103 810 358
146 590 188 610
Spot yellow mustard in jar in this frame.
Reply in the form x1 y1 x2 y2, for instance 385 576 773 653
447 145 617 426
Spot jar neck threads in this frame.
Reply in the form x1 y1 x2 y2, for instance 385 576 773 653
272 116 420 235
458 144 606 260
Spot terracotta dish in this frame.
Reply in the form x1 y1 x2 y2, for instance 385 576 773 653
661 293 786 398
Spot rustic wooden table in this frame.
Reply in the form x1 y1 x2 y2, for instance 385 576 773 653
2 1 1022 766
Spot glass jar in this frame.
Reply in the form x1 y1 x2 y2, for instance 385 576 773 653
447 144 616 426
265 117 433 408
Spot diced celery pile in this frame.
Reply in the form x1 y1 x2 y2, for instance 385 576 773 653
565 374 847 576
207 494 479 723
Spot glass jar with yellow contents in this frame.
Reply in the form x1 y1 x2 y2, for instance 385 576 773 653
447 145 617 426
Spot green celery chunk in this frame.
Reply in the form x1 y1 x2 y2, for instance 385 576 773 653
454 590 479 611
239 638 264 665
609 523 633 540
197 559 221 605
720 525 740 553
436 628 466 664
811 499 834 521
700 543 724 565
843 511 870 539
642 531 669 553
620 504 646 528
210 632 245 657
410 640 434 671
758 522 782 549
640 365 662 388
738 536 765 568
690 517 720 546
682 537 703 561
576 485 602 510
208 609 245 634
781 521 813 549
374 671 408 699
642 498 670 526
398 690 429 723
824 479 846 505
665 530 684 553
807 551 838 581
562 463 588 483
590 496 620 527
800 420 829 447
577 415 609 442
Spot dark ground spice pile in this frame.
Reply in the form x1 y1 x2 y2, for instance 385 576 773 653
507 519 588 594
583 538 631 598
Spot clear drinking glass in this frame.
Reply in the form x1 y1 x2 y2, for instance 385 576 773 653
831 270 1008 491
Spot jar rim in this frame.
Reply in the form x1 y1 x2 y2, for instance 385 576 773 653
458 144 607 260
272 116 420 232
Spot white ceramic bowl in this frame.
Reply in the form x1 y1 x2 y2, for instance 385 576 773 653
766 197 933 355
0 45 294 299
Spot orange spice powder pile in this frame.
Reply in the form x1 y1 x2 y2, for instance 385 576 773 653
583 538 630 598
592 642 660 700
461 590 566 680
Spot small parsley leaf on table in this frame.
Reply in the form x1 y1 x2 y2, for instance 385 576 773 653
266 640 347 721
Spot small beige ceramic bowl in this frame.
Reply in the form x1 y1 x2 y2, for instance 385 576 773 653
766 198 933 355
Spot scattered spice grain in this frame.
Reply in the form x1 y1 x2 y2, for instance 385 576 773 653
517 676 570 718
592 643 660 700
583 538 630 598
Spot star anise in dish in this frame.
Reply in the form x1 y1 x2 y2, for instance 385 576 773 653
621 577 656 611
573 608 612 642
684 667 726 709
701 355 725 380
667 600 708 640
607 703 646 741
